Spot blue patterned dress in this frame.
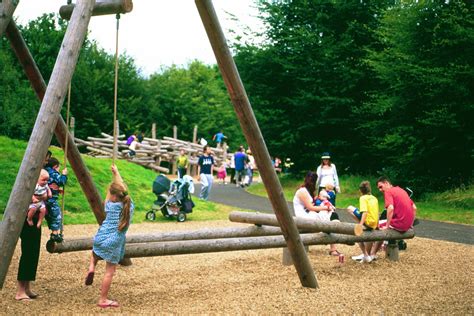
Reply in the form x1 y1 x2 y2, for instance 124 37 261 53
93 200 134 264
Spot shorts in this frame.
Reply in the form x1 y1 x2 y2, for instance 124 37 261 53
352 207 362 220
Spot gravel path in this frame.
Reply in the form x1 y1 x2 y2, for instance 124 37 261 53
194 182 474 245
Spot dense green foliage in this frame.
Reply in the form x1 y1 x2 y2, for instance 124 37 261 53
1 1 472 194
0 136 239 224
234 0 473 193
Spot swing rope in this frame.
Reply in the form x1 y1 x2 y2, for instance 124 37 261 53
112 13 120 164
60 81 72 236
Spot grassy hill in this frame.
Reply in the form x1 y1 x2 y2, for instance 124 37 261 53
0 136 235 225
247 174 474 225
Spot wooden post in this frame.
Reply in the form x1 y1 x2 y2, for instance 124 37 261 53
70 116 75 140
171 125 178 175
59 0 133 20
0 0 96 289
0 0 18 36
229 211 363 236
386 242 399 261
193 125 198 143
5 21 105 225
152 123 156 139
173 125 177 139
195 0 318 288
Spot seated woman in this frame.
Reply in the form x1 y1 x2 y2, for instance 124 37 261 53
292 171 341 256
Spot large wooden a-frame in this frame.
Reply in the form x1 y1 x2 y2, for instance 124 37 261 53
0 0 318 289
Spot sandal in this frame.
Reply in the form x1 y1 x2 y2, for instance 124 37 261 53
329 250 342 256
85 271 95 286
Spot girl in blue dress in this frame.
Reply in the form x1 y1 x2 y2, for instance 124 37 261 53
84 164 134 308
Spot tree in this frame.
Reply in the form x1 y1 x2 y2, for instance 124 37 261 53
360 0 474 191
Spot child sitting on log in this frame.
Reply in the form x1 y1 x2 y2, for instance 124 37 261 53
45 157 68 243
347 181 379 263
27 169 52 228
314 189 335 211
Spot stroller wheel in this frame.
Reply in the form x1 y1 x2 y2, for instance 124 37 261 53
177 212 186 222
146 210 156 221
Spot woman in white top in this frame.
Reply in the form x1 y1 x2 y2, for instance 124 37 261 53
293 171 341 256
316 152 340 203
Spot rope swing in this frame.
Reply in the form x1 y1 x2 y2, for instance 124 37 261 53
60 81 72 237
112 13 120 164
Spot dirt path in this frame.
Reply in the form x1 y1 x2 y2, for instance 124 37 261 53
1 221 474 314
194 183 474 245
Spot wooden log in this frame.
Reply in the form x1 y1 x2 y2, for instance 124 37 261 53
145 164 170 174
47 227 414 255
0 0 96 289
122 229 414 258
100 132 124 139
47 226 294 253
386 242 399 261
196 0 317 289
229 211 363 236
70 116 75 140
151 123 156 139
59 0 133 20
193 125 198 143
0 0 19 36
87 146 114 156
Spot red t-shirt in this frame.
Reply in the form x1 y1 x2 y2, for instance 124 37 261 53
384 186 415 232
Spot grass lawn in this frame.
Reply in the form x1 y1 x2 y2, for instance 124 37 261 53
247 174 474 225
0 136 239 225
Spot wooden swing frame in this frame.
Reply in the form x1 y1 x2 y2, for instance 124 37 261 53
0 0 318 289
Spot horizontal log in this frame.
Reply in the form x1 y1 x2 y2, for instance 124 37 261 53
100 132 125 139
60 0 133 20
86 146 114 157
145 163 169 174
229 211 363 236
122 229 414 258
47 226 294 253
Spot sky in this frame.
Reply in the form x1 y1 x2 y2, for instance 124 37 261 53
14 1 263 76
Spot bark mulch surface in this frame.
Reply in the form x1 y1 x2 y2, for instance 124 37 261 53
1 221 473 314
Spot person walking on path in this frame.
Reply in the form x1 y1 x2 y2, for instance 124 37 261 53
197 145 215 200
234 146 247 187
316 152 340 205
84 164 134 308
176 149 189 179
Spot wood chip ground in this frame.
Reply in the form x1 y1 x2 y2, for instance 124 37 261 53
1 221 473 314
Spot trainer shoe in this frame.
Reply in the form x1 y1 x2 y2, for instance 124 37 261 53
351 254 364 261
362 255 373 263
370 255 378 261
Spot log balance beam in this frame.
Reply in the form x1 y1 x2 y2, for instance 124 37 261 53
47 215 413 257
229 211 364 236
59 0 133 20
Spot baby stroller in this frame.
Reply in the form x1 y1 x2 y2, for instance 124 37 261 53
146 175 195 222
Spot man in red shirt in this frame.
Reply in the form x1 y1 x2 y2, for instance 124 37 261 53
376 176 417 232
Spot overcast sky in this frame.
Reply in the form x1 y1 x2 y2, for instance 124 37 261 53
14 1 263 76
